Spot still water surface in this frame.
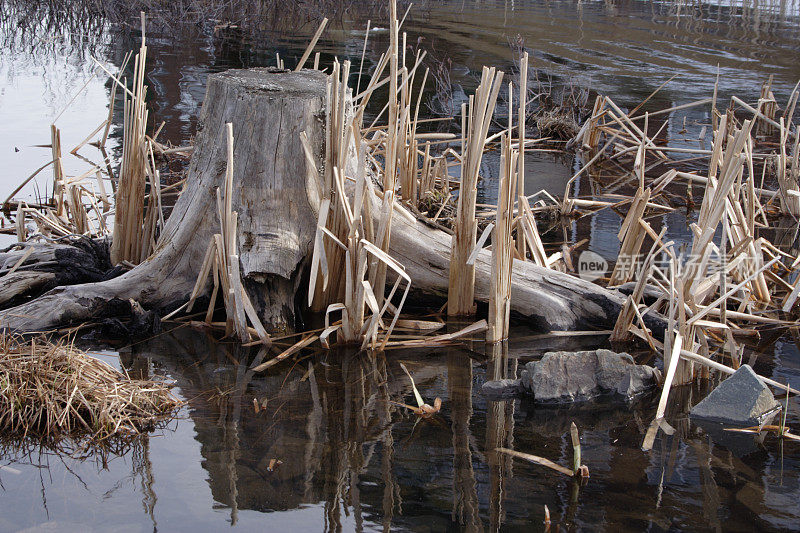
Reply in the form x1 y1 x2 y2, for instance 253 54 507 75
1 1 799 531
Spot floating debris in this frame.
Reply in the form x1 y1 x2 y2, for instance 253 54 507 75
396 362 441 417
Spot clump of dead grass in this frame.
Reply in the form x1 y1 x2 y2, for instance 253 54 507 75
0 335 180 441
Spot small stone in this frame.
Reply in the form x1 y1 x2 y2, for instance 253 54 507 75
482 379 524 399
690 365 780 427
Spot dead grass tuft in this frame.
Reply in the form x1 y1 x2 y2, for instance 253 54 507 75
0 334 180 441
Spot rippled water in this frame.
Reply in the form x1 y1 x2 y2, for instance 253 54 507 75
1 1 800 531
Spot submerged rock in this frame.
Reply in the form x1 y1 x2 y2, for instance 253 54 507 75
520 349 660 403
690 365 780 427
481 378 524 399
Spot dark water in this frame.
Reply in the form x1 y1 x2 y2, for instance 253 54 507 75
2 1 800 531
1 327 799 531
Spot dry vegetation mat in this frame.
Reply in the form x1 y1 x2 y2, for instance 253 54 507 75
0 335 180 440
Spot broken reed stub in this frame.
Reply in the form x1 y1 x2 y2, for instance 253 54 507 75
689 364 781 427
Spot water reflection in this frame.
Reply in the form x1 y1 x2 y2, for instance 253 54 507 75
134 328 800 530
484 342 515 532
1 0 800 530
448 349 481 531
0 324 796 530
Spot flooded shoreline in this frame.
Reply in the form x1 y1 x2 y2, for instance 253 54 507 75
1 1 800 531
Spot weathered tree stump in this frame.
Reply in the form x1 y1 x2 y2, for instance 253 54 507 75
0 68 664 336
0 68 326 332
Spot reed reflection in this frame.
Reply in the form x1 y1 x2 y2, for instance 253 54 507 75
446 349 482 531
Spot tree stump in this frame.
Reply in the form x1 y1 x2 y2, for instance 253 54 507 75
0 68 326 332
0 68 665 337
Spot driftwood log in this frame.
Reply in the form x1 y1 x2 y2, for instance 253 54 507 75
382 201 651 332
0 68 663 335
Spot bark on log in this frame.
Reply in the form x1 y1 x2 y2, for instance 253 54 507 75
0 68 664 337
0 238 111 310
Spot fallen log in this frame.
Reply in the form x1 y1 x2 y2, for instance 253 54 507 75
384 198 658 332
0 68 663 336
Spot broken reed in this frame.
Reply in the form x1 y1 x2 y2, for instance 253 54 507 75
111 13 150 265
182 122 270 345
307 54 413 349
0 334 180 440
516 51 529 258
579 80 800 449
448 66 504 316
487 85 518 343
309 59 358 311
487 135 517 343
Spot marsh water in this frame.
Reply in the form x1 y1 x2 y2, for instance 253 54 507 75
2 0 800 531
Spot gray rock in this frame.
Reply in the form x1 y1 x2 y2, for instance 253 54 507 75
617 365 662 399
690 365 780 427
482 378 524 399
522 349 660 403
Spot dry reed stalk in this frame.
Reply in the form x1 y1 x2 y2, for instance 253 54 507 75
487 131 517 343
756 76 778 136
180 123 270 345
310 180 413 350
140 143 164 254
518 197 549 267
371 1 401 311
496 447 579 478
0 334 180 440
777 118 800 216
305 55 414 350
111 13 150 265
581 95 606 151
610 230 669 343
309 60 356 311
380 319 486 348
295 17 328 71
560 76 800 398
516 51 528 257
686 118 771 309
15 202 26 242
569 422 589 477
448 66 504 316
641 328 685 452
608 187 651 286
397 362 441 416
50 125 65 217
251 333 318 372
